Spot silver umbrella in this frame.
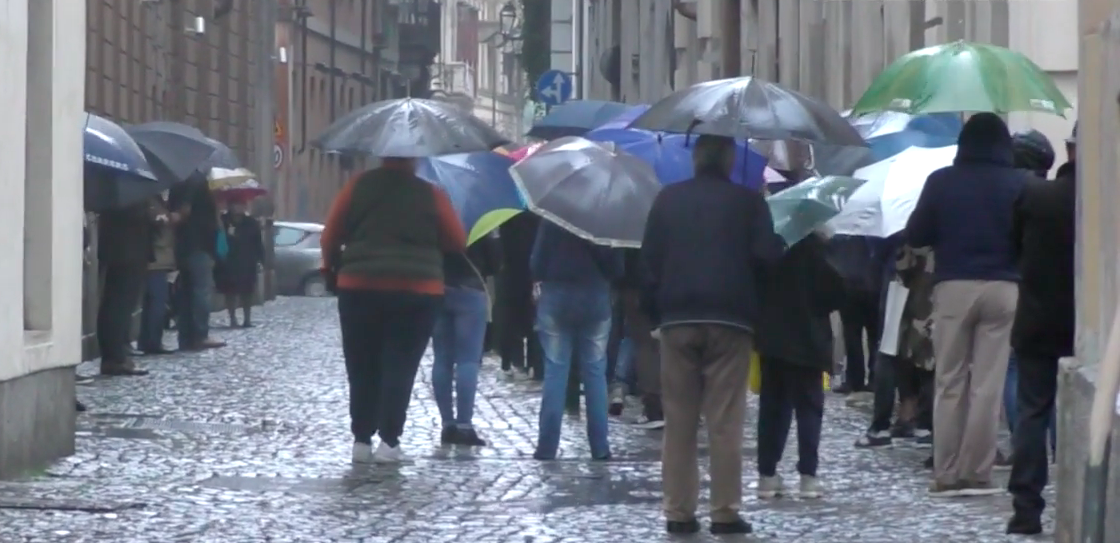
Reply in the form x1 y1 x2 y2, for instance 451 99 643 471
630 77 866 147
312 97 509 158
509 137 662 248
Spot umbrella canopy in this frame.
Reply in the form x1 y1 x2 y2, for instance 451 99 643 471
587 128 767 189
509 137 662 248
504 142 546 162
828 145 957 237
848 110 962 163
527 100 631 139
209 167 257 190
128 121 225 182
766 175 866 245
850 41 1073 116
204 137 243 170
83 113 156 180
212 177 267 203
312 97 509 158
629 76 866 146
591 104 651 132
416 152 524 244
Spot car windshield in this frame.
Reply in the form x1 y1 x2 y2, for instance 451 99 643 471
274 226 310 247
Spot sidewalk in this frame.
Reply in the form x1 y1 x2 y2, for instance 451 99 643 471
0 298 1046 542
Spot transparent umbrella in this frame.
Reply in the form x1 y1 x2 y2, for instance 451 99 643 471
767 175 867 245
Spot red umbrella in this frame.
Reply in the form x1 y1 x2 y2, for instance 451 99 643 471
214 178 267 203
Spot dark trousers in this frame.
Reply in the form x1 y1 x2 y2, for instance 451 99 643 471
176 251 214 348
1009 355 1059 518
757 357 825 477
338 289 441 447
97 262 147 364
622 289 661 418
840 289 880 388
497 275 541 373
869 352 897 432
138 270 170 351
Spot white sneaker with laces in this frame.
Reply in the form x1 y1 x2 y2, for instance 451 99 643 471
631 415 665 430
757 474 784 499
352 442 373 464
799 475 824 499
372 442 410 463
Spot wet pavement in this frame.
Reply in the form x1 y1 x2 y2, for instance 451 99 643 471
1 298 1050 542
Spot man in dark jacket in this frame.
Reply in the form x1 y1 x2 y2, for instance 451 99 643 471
168 174 226 351
1005 148 1075 536
530 221 622 461
906 112 1029 497
754 232 845 500
641 134 785 535
97 201 157 376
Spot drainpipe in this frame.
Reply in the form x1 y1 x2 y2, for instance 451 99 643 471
359 0 368 104
296 0 309 153
329 0 338 120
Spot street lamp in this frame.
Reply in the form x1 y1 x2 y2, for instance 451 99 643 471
499 1 518 38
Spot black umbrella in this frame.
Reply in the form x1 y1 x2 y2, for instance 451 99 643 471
82 113 165 211
312 97 509 158
128 122 225 182
630 76 866 147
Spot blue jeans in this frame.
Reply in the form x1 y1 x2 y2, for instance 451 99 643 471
614 337 635 387
431 286 489 428
138 270 170 351
534 281 613 459
177 251 214 348
1005 353 1056 452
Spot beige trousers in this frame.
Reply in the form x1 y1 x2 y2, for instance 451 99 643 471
659 324 752 523
931 280 1018 486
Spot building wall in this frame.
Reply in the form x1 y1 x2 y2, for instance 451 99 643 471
84 0 262 163
0 0 86 477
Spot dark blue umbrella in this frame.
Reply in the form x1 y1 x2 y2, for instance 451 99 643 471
527 100 631 140
588 128 768 189
128 121 226 182
204 137 243 170
590 104 650 132
415 152 524 244
83 113 164 211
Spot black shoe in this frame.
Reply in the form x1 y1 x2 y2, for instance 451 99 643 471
140 346 175 355
241 321 255 328
75 400 87 412
923 456 934 469
440 426 458 444
666 519 700 534
456 428 487 447
710 517 753 535
855 430 892 448
1006 513 1043 535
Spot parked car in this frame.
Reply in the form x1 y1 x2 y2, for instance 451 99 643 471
273 221 327 296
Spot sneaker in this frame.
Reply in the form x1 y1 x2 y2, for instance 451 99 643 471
75 375 95 386
352 442 373 464
928 480 965 498
665 519 700 535
799 475 824 499
1006 513 1043 535
632 415 665 430
994 450 1013 471
854 430 892 448
912 429 933 448
609 385 625 417
959 480 1003 497
372 442 409 464
756 474 784 499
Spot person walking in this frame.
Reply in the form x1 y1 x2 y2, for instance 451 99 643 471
906 113 1028 497
496 213 543 379
640 135 785 535
96 200 158 376
431 231 502 447
167 174 226 351
1005 129 1075 535
530 220 622 461
215 199 264 327
137 193 177 355
320 157 467 464
830 235 881 393
754 231 845 500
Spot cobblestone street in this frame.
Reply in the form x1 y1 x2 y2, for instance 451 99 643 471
0 298 1050 542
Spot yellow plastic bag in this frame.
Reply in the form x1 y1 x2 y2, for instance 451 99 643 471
749 354 831 394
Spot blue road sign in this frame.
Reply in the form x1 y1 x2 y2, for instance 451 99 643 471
535 69 573 107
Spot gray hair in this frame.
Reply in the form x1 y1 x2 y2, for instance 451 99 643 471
691 134 736 174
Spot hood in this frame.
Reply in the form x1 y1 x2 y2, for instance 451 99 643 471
953 113 1014 167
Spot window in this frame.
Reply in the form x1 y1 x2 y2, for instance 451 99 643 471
300 232 321 248
274 227 310 246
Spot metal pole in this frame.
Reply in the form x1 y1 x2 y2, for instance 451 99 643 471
254 0 278 297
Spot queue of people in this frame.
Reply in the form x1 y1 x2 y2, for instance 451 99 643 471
321 116 1075 537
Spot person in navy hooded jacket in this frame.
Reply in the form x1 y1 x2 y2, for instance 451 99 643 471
906 112 1029 498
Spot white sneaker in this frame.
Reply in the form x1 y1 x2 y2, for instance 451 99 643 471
631 415 665 430
352 442 373 464
372 442 410 463
799 475 824 499
757 474 784 499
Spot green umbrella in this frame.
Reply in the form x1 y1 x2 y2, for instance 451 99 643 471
767 175 866 245
850 41 1072 117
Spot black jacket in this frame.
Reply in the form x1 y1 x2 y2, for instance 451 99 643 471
640 172 786 330
444 233 503 290
98 201 154 266
755 235 846 371
1010 165 1075 359
906 113 1029 283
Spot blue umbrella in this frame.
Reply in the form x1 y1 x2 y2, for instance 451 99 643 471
849 111 962 162
590 104 650 132
415 152 524 244
83 113 165 211
587 128 768 189
527 100 631 140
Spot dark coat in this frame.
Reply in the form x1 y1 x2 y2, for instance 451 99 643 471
98 201 154 267
215 212 263 293
444 233 503 290
906 113 1029 283
754 235 846 371
1010 165 1075 359
640 172 786 330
